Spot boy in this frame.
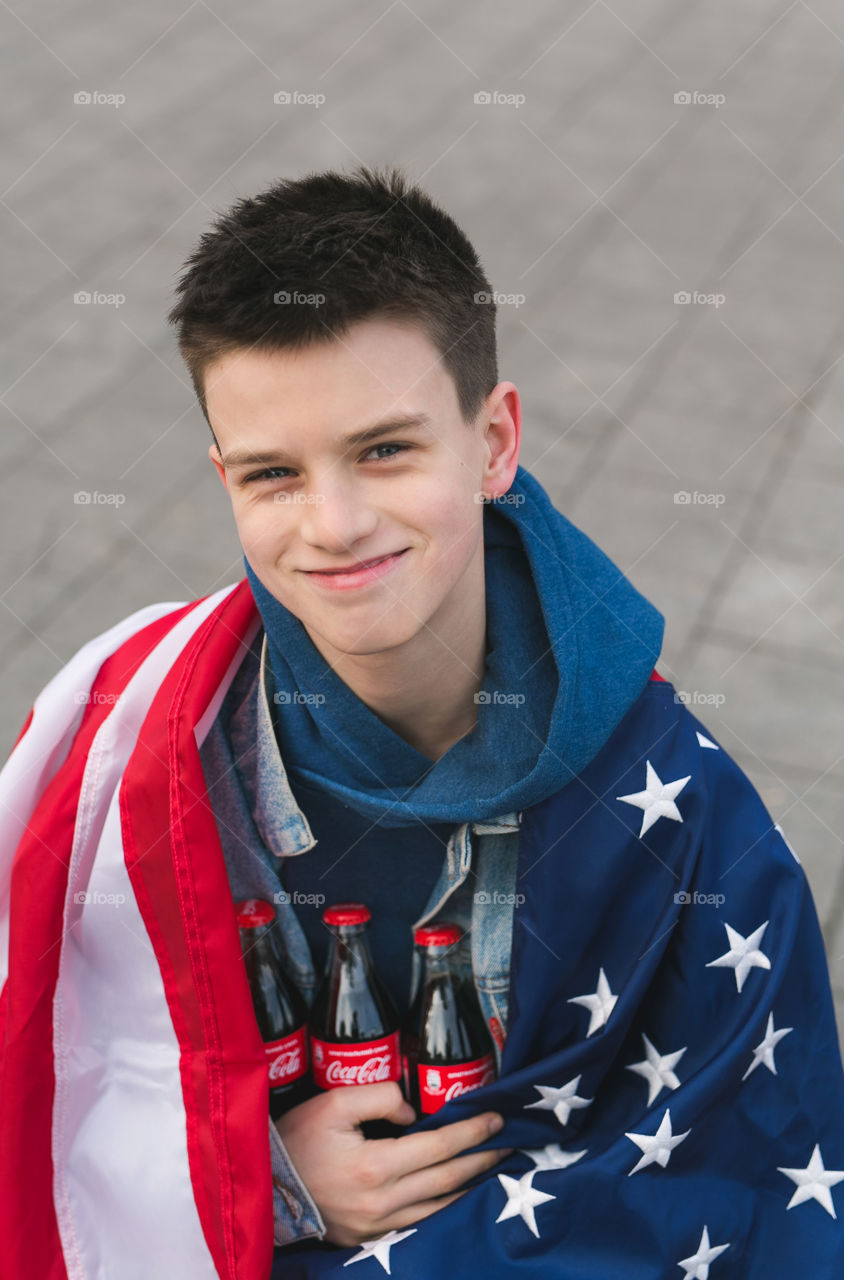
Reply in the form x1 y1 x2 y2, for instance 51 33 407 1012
1 166 843 1280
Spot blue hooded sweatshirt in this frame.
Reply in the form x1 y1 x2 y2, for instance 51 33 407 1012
243 464 664 1007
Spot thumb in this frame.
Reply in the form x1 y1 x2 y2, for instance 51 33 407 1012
331 1082 416 1129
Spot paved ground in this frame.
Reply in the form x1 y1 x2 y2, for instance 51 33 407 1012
2 0 843 1045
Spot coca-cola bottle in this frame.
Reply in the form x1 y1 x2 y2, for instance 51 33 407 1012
402 923 497 1115
309 903 402 1094
235 898 311 1120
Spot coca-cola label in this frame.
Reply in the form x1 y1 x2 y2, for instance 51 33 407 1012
417 1053 496 1114
311 1031 402 1089
265 1025 309 1087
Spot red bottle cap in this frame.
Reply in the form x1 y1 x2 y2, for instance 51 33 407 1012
234 898 276 928
323 902 371 927
414 923 462 947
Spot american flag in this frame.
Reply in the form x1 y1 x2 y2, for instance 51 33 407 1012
1 579 843 1278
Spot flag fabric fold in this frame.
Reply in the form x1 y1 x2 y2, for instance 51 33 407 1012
275 671 844 1278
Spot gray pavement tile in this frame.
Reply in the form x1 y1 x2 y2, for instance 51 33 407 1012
560 460 746 658
704 545 844 668
673 633 844 784
1 318 176 446
794 362 844 484
595 376 789 498
751 473 844 559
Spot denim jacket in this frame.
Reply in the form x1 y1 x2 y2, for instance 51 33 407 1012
198 628 522 1248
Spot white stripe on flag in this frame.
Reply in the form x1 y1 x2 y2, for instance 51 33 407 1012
0 599 188 991
52 584 239 1280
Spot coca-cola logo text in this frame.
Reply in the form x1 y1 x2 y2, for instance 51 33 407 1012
444 1067 496 1100
311 1032 402 1089
418 1054 496 1114
268 1046 304 1082
325 1054 394 1085
265 1028 308 1087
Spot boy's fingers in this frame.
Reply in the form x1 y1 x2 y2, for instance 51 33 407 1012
329 1082 416 1129
387 1145 511 1211
383 1112 505 1178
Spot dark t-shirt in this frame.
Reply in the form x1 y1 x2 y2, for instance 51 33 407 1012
280 771 454 1016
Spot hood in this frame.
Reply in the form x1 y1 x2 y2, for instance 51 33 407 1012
243 463 664 827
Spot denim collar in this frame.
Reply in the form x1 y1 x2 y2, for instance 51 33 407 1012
246 631 519 856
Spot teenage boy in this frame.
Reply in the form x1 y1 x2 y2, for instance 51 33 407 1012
1 166 843 1280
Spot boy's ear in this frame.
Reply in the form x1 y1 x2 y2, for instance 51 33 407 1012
208 442 229 491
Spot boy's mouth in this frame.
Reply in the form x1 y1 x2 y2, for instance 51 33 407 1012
301 548 410 590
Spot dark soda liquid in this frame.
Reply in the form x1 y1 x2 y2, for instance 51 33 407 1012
240 919 313 1118
404 969 496 1115
310 914 405 1138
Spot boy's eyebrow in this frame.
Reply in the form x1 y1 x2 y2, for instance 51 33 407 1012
220 413 433 469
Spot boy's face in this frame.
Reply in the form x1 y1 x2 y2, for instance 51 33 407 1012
206 316 516 659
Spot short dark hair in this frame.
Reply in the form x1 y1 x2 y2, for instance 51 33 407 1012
167 164 499 440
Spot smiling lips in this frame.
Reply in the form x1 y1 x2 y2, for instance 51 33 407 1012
304 551 404 575
302 548 410 590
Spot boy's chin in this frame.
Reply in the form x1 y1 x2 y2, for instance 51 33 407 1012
309 618 422 661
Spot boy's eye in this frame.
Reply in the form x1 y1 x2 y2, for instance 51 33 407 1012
242 442 411 484
364 442 410 461
246 467 290 482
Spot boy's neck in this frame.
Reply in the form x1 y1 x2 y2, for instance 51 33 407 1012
303 565 488 763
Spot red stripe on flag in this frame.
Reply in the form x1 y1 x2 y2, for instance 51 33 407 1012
120 579 271 1280
0 600 199 1279
649 668 666 682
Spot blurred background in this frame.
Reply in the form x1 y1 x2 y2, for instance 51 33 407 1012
1 0 843 1045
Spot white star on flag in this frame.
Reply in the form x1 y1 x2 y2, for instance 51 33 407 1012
777 1144 844 1219
626 1033 687 1106
568 967 617 1036
741 1011 793 1081
705 920 771 993
343 1228 418 1274
524 1076 593 1126
677 1224 730 1278
625 1107 691 1175
521 1143 587 1172
495 1168 556 1238
616 760 691 837
696 732 719 750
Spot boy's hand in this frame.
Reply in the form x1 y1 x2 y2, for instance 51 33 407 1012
274 1082 511 1246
